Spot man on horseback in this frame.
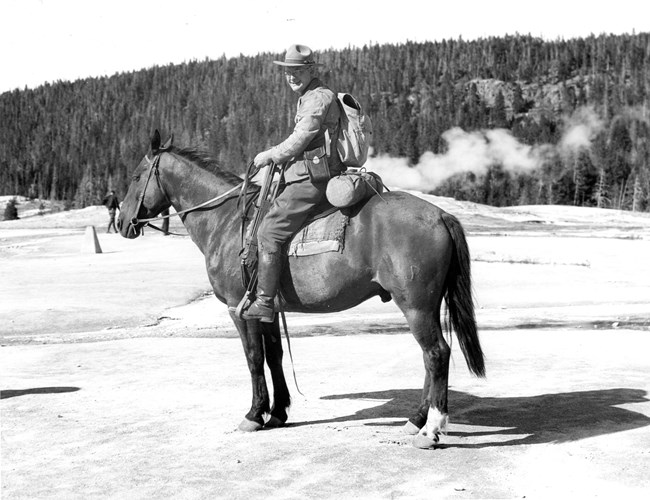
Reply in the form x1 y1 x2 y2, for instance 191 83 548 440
242 44 345 322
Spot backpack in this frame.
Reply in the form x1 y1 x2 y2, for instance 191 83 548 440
334 93 372 168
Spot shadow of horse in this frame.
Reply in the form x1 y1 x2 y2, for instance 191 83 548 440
1 387 80 399
289 388 650 447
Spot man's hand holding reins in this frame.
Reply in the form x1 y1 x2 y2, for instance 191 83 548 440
254 149 274 168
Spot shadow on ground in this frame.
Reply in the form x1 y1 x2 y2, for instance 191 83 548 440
289 387 650 447
1 387 80 399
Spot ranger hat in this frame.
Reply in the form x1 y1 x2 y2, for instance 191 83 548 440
273 44 323 67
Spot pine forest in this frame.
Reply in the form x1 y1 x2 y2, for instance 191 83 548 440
1 32 649 211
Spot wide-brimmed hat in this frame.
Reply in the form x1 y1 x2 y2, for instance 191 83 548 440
273 44 323 67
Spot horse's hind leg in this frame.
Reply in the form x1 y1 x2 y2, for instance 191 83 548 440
260 319 291 427
402 307 451 448
404 369 430 434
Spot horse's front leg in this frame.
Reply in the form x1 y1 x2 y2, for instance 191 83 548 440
228 309 270 431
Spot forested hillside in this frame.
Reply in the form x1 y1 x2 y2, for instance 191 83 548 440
1 33 649 210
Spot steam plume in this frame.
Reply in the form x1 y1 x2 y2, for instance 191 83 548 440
559 107 604 153
365 106 605 191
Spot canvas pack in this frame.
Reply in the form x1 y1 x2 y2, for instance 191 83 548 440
335 93 373 168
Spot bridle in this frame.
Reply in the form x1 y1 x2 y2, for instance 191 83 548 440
127 150 244 237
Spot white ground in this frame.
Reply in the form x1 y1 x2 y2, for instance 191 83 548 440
1 193 650 499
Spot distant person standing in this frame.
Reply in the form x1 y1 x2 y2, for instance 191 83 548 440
103 190 120 233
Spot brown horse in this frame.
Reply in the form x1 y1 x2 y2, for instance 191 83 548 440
117 131 485 448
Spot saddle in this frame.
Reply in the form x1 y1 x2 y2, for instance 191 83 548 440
239 186 349 287
234 162 379 320
237 162 381 289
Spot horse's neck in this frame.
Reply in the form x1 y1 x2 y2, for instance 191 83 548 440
164 155 241 255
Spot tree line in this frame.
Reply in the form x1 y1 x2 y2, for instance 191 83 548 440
1 32 649 211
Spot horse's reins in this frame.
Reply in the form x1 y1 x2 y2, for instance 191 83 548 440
128 150 244 236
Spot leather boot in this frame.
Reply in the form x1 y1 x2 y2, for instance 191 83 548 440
242 250 281 323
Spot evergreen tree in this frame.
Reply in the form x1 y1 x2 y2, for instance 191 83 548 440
3 198 19 220
512 83 527 114
490 90 508 128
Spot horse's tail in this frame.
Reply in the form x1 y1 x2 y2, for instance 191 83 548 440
441 212 486 378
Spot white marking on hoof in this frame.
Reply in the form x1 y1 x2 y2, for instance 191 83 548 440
413 432 439 449
238 418 263 432
402 420 421 435
422 407 448 440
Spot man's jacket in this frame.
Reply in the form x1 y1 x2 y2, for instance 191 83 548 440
269 78 344 184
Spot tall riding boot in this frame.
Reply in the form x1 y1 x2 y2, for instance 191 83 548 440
242 250 281 323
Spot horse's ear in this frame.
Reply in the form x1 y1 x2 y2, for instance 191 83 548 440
162 133 174 150
151 130 162 154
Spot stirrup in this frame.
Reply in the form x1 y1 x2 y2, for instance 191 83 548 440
235 291 255 320
240 292 275 322
242 301 275 323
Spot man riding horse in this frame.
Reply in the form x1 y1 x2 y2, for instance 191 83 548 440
243 44 345 322
117 45 484 444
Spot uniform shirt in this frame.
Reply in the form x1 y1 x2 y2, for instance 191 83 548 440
269 78 343 183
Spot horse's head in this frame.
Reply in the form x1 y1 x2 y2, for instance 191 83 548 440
118 130 174 239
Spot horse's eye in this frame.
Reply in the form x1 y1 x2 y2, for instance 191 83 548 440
132 175 141 181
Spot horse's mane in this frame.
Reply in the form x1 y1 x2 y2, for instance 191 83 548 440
169 145 243 184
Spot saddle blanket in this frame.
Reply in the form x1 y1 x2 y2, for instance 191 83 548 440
288 210 349 257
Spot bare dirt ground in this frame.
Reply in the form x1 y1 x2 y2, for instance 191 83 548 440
2 194 650 499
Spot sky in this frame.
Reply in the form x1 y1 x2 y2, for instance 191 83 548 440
3 0 648 94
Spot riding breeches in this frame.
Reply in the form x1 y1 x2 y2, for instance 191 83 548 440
257 179 329 253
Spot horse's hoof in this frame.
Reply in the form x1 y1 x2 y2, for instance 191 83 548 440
265 415 286 429
238 418 263 432
413 433 439 449
403 420 421 435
